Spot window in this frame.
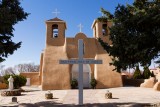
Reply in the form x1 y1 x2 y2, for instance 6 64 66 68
94 27 96 37
102 24 107 36
52 24 58 38
83 43 85 55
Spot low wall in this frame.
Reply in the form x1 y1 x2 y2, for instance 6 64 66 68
123 78 144 87
20 72 41 85
0 76 4 82
0 83 7 89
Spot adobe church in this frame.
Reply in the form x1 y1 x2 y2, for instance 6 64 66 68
21 17 123 90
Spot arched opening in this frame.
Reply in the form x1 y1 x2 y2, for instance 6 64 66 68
102 24 108 36
52 24 58 38
71 64 91 88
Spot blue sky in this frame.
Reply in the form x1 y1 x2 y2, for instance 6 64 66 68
5 0 157 69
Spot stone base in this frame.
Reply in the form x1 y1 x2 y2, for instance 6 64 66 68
105 92 112 99
0 89 21 96
45 93 53 99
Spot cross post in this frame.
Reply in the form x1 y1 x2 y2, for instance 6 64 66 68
78 39 83 105
78 23 83 32
59 39 102 105
52 9 60 17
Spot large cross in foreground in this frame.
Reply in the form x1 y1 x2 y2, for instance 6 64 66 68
59 39 102 105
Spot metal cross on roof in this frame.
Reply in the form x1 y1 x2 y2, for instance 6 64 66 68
52 9 60 17
78 23 83 32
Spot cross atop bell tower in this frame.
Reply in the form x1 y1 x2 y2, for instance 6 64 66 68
52 9 60 17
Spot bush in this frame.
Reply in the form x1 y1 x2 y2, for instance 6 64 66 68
133 66 142 79
90 78 97 89
3 74 26 89
142 66 151 79
150 71 155 77
0 76 4 83
71 78 78 89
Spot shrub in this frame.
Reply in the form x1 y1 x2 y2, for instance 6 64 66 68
150 71 155 77
3 74 26 89
71 78 78 89
142 66 151 79
0 76 4 83
90 78 97 89
133 66 142 79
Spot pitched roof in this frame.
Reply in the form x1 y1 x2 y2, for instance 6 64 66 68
46 17 67 29
47 17 64 21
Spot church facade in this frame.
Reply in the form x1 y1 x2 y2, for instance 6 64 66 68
38 17 123 90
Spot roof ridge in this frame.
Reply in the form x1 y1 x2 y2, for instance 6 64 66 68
47 17 64 21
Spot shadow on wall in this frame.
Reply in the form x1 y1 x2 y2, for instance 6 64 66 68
96 80 122 89
96 81 108 89
123 78 144 87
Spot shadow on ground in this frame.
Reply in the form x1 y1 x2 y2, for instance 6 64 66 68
1 101 155 107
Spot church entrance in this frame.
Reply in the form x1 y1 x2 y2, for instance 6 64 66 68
71 64 91 88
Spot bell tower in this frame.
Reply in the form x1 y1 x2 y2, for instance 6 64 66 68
92 19 112 45
45 17 67 46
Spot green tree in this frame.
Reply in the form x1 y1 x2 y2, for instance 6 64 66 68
71 78 78 89
3 74 26 89
133 66 142 79
150 71 155 77
142 66 151 79
0 0 29 62
98 0 160 72
90 78 97 89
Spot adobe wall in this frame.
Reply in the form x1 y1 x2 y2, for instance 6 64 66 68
41 46 70 90
94 40 123 88
39 52 43 85
66 33 97 59
66 33 123 88
20 72 41 85
66 33 97 79
92 20 112 45
41 18 123 90
46 22 65 46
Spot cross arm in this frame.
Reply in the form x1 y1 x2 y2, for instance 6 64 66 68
59 59 102 64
